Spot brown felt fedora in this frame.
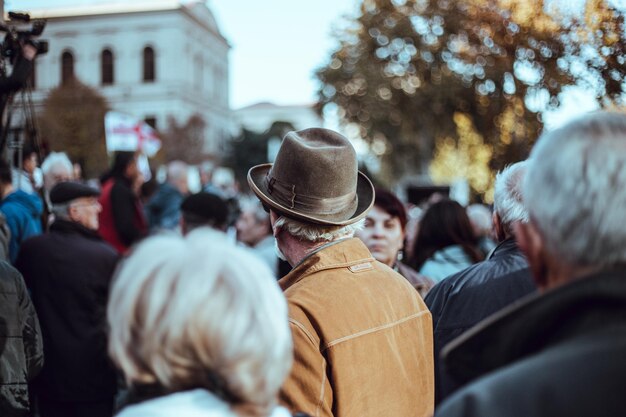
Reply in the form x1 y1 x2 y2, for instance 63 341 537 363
248 128 375 226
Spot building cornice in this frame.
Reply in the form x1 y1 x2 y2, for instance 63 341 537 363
26 1 229 47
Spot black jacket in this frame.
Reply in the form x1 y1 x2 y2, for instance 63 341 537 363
0 261 43 417
425 238 536 403
436 268 626 417
15 219 119 402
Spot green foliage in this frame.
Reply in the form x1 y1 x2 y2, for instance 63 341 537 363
38 79 109 179
225 121 295 187
317 0 626 186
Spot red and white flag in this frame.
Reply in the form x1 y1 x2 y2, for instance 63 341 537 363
104 111 161 157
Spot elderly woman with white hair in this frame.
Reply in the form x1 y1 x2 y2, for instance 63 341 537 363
107 228 294 417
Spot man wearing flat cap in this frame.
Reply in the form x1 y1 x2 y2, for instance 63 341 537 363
248 128 434 417
180 191 229 235
15 181 119 417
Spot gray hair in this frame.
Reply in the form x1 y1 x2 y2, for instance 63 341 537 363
41 152 73 175
493 161 529 232
166 160 188 183
51 202 71 220
107 229 292 413
523 111 626 267
274 215 364 243
41 152 73 191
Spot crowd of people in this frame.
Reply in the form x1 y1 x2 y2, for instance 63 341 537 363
1 109 625 417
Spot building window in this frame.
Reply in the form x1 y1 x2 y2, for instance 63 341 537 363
194 55 203 89
144 116 157 129
101 48 114 85
61 50 74 85
143 46 155 82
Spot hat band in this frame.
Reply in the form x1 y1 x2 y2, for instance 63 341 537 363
265 174 356 216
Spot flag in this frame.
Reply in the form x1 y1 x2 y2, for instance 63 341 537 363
104 111 161 157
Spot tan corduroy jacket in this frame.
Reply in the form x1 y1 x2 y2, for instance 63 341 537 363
279 238 434 417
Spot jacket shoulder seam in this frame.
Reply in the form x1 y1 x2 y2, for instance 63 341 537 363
289 318 319 346
323 310 430 350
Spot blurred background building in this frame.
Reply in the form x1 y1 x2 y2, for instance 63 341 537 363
234 102 322 134
29 0 232 154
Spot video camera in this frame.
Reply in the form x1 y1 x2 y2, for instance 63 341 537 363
0 12 48 61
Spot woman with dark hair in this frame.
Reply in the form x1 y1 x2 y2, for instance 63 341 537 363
356 188 434 297
98 151 147 253
410 199 483 283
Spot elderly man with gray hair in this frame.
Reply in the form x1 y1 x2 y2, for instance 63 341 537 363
425 161 536 404
435 111 626 417
41 152 73 193
145 160 189 232
15 182 119 417
248 128 434 417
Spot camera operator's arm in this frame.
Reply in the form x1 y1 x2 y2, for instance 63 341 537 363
0 43 36 95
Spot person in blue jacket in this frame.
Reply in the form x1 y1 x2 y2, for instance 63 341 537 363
0 159 42 262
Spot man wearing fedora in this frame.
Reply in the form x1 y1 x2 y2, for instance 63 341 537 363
15 182 119 417
248 128 434 417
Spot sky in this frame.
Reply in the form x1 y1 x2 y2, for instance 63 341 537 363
10 0 360 109
7 0 604 128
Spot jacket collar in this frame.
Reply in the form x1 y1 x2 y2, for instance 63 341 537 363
442 267 626 385
50 218 103 240
487 237 520 260
279 237 375 291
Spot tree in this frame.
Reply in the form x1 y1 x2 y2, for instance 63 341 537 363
317 0 626 197
158 114 207 164
38 79 109 179
225 121 295 186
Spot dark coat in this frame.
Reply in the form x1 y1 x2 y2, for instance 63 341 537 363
15 219 119 402
425 238 536 403
0 261 43 417
98 177 146 253
436 268 626 417
396 261 435 298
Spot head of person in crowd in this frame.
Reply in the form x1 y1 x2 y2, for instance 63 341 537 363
410 199 483 271
166 160 189 195
49 182 102 230
516 111 626 292
199 160 216 188
107 229 292 416
13 143 38 175
72 163 83 181
0 159 13 196
466 204 493 241
492 161 528 242
235 197 272 248
355 188 407 267
180 192 229 234
101 151 139 184
41 152 73 192
247 128 373 266
139 176 158 204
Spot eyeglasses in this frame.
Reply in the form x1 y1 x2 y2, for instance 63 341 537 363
262 203 270 213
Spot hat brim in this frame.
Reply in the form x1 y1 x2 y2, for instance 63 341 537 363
247 163 375 226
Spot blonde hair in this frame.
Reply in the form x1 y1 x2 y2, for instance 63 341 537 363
107 229 292 415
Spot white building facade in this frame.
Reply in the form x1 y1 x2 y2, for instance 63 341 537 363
29 0 231 154
234 102 323 133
